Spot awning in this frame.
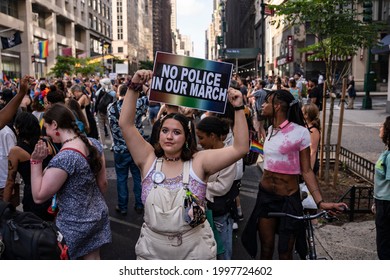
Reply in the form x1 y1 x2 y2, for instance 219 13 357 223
371 34 390 54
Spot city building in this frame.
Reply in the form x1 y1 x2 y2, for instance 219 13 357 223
111 0 153 74
152 0 172 55
0 0 112 79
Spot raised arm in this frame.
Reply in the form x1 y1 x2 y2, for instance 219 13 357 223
119 69 155 173
0 75 31 129
195 88 249 178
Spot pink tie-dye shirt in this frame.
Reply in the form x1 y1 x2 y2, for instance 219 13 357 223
263 121 310 174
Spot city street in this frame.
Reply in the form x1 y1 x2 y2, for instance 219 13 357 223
100 94 387 260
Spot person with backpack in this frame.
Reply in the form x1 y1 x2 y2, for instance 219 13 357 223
95 78 115 149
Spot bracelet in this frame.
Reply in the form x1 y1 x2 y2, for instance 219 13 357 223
127 81 144 92
316 199 324 208
234 105 245 111
30 159 42 165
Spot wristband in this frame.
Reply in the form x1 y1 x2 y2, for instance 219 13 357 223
234 105 245 111
127 81 143 92
30 159 42 165
316 199 324 208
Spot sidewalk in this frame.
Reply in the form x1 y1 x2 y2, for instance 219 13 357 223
314 220 377 260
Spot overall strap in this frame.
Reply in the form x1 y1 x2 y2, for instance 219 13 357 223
182 161 190 185
155 158 163 172
155 158 190 185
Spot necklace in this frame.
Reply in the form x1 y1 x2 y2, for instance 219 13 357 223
163 155 181 162
62 135 79 145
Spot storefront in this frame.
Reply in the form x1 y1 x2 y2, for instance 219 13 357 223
1 51 21 80
275 35 294 77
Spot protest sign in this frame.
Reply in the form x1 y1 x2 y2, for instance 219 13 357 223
150 52 233 114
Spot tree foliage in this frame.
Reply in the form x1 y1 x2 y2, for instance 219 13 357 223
49 56 102 78
48 56 77 78
139 60 154 70
270 0 386 183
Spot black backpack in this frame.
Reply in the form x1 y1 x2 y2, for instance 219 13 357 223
0 201 69 260
96 89 113 114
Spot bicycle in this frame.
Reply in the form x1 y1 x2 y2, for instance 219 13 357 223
268 210 338 260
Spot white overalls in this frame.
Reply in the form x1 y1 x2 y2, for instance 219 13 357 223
135 159 216 259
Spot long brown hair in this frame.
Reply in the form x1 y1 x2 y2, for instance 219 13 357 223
302 103 321 132
154 113 197 161
43 103 101 175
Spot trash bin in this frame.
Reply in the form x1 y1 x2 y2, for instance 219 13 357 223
364 71 377 92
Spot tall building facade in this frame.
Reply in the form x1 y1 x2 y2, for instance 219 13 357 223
112 0 153 74
152 0 172 56
0 0 112 78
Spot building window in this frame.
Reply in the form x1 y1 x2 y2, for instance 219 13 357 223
118 27 123 40
89 13 93 28
118 47 123 53
57 21 66 36
93 16 97 29
0 0 18 18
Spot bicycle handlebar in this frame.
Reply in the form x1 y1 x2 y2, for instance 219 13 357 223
268 210 338 221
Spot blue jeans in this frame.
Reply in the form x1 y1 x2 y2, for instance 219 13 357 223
114 152 143 211
214 213 233 260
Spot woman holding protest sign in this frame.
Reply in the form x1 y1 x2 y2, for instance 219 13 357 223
119 69 249 260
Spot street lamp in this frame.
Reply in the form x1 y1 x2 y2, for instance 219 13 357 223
362 1 373 109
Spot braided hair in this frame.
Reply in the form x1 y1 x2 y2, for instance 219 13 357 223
266 89 307 140
43 103 102 176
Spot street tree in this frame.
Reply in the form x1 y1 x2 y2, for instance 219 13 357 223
49 56 77 77
75 58 101 77
270 0 385 184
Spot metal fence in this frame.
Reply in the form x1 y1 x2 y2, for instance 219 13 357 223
326 145 375 221
327 144 375 185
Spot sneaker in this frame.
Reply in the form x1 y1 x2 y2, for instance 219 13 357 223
115 205 127 216
237 214 244 221
232 222 238 230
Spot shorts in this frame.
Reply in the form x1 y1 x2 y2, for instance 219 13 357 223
257 185 305 254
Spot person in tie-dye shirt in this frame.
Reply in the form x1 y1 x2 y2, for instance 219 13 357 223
242 89 347 260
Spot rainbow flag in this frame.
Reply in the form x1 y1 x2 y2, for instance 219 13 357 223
38 40 49 59
250 139 264 155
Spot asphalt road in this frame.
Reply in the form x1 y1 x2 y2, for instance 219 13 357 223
100 95 387 260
